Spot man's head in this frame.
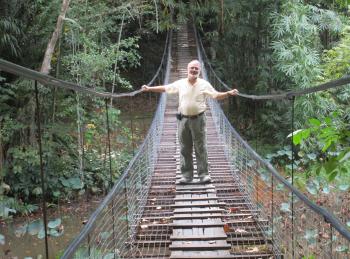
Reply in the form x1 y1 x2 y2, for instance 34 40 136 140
187 60 201 81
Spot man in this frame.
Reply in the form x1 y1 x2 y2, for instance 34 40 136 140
142 60 238 184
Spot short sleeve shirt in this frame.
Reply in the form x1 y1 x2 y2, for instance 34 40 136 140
165 78 218 116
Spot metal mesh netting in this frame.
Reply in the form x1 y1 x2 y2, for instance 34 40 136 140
61 28 172 258
208 98 350 258
193 20 350 258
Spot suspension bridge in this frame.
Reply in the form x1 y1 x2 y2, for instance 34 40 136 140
0 22 349 259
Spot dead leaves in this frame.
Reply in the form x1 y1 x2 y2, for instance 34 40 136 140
234 228 248 233
228 207 240 213
223 224 248 234
223 224 231 233
245 246 260 253
230 244 271 254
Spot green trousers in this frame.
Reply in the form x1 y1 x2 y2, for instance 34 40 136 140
178 114 209 180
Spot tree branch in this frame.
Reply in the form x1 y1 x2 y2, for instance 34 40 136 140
40 0 71 75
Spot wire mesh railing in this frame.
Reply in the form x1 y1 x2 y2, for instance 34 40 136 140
60 29 172 258
195 24 350 258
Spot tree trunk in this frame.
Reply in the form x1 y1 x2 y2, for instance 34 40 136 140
0 121 3 180
220 0 224 34
40 0 71 74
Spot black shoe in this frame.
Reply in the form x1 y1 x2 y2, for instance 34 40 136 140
199 176 212 184
177 177 192 184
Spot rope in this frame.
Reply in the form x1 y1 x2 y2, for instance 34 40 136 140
196 29 350 100
0 58 142 98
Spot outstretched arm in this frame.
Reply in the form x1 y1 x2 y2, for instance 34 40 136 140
214 89 239 100
141 85 166 93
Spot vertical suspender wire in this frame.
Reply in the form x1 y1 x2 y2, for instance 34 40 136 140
330 225 333 257
88 233 91 257
105 99 116 258
34 81 49 259
271 173 274 250
130 96 135 156
290 96 295 258
105 99 113 189
254 101 259 205
124 178 130 255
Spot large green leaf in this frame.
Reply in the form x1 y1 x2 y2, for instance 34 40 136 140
280 203 291 212
49 228 64 237
28 220 43 236
339 184 349 191
48 218 61 229
335 246 349 252
38 228 45 239
306 182 318 195
103 254 115 259
68 177 84 190
15 224 27 237
304 229 317 244
0 234 5 245
0 205 16 218
308 118 321 126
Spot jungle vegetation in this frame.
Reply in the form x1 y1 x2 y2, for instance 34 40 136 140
0 0 349 223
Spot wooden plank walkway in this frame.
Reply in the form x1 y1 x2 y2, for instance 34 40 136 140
134 23 275 259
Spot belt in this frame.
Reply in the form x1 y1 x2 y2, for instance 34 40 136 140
182 112 204 119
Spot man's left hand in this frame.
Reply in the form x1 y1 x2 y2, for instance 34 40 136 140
227 89 239 96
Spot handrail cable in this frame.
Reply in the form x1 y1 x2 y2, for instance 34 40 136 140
194 25 350 242
196 29 350 100
0 31 170 98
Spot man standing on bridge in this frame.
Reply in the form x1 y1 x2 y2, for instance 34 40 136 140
142 59 238 184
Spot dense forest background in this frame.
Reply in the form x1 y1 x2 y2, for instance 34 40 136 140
0 0 349 236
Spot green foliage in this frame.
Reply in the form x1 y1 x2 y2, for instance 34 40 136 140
321 25 350 114
291 113 350 181
0 0 168 218
0 234 5 245
14 217 63 239
0 17 22 58
62 36 140 89
271 1 342 89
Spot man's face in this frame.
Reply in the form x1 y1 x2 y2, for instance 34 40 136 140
187 61 201 80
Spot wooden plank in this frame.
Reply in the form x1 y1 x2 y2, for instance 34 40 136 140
227 236 271 245
176 185 215 191
171 222 225 228
169 240 230 250
226 219 268 226
172 202 226 208
170 234 227 241
175 190 216 194
174 197 218 202
170 250 233 259
173 208 225 214
171 213 223 220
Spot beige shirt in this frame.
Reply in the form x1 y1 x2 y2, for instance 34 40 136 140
165 78 218 116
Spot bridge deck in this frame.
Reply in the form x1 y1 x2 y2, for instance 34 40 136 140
134 24 274 259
